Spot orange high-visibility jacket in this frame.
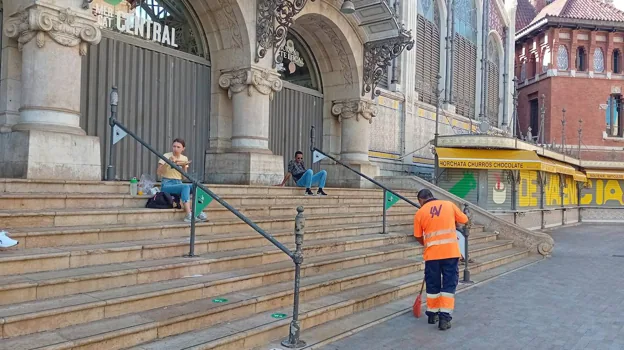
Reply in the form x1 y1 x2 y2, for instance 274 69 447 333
413 199 469 261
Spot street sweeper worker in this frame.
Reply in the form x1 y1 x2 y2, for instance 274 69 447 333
413 189 468 331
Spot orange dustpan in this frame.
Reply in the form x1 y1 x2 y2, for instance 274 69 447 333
413 279 426 318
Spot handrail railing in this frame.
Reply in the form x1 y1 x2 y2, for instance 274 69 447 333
309 126 473 283
106 87 307 348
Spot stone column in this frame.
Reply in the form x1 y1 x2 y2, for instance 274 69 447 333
204 66 285 185
325 98 380 188
0 1 102 180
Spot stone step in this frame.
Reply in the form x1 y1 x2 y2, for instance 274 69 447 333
0 256 426 339
8 218 484 250
0 207 415 229
0 232 498 305
260 254 545 350
0 179 418 197
0 247 527 350
0 231 422 276
133 248 531 350
0 193 402 210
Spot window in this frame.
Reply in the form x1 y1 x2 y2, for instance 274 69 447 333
415 0 441 105
520 61 527 80
542 47 551 73
557 45 569 70
594 48 605 73
529 99 539 140
606 95 622 137
576 47 587 71
614 50 621 74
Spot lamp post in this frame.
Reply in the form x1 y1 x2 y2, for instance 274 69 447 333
106 86 118 181
561 108 567 154
577 119 583 159
512 77 522 140
434 74 443 185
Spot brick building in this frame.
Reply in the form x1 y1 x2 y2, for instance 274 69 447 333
514 0 624 161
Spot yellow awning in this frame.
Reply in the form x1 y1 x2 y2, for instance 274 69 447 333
436 148 555 172
542 158 577 176
585 170 624 180
573 171 587 182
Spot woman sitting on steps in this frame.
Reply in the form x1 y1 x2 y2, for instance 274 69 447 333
157 138 208 223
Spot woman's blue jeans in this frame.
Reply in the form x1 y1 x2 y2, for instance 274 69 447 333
161 178 191 203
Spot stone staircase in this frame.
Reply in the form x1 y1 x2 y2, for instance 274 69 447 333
0 179 535 350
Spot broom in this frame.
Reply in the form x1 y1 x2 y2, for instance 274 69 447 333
413 279 426 318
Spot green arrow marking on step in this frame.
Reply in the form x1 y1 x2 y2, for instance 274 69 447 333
212 298 228 303
194 187 213 217
385 190 400 210
104 0 124 5
271 313 288 319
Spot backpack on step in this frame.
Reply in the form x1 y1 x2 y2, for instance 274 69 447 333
146 192 175 209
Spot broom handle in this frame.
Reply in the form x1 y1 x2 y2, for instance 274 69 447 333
419 278 426 295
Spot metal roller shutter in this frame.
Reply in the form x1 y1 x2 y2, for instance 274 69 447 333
486 170 512 210
438 169 479 205
516 170 540 209
543 173 562 208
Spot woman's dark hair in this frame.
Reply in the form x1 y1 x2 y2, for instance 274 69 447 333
172 138 186 147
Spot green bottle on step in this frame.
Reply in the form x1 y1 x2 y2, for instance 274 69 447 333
130 177 138 196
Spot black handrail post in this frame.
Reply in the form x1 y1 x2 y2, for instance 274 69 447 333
106 86 118 181
186 183 197 258
382 190 387 234
310 125 315 152
462 203 473 284
282 206 306 349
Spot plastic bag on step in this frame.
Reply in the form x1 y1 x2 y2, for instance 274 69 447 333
139 174 156 196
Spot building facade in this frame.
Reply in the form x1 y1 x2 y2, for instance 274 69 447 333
0 0 516 187
514 0 624 162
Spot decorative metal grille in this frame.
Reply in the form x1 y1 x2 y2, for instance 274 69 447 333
415 0 440 105
124 0 206 57
557 45 569 70
487 37 500 126
594 47 605 73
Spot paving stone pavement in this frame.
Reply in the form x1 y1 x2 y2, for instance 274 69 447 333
321 224 624 350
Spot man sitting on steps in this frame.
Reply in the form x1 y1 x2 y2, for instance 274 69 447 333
278 151 328 196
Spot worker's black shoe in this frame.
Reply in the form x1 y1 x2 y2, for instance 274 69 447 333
427 314 438 324
438 318 452 331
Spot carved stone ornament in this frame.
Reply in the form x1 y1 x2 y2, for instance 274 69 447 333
255 0 315 67
4 4 102 56
331 99 378 124
362 28 414 98
219 67 284 100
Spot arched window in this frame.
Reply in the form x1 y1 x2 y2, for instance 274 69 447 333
97 0 207 57
576 47 587 71
415 0 441 105
452 0 478 119
487 36 500 126
557 45 569 70
542 47 551 73
520 60 527 81
594 48 605 73
276 31 321 91
614 50 621 74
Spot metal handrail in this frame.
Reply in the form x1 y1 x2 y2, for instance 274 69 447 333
106 87 306 347
309 126 473 282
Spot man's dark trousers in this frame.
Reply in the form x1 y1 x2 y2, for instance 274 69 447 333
424 257 459 321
